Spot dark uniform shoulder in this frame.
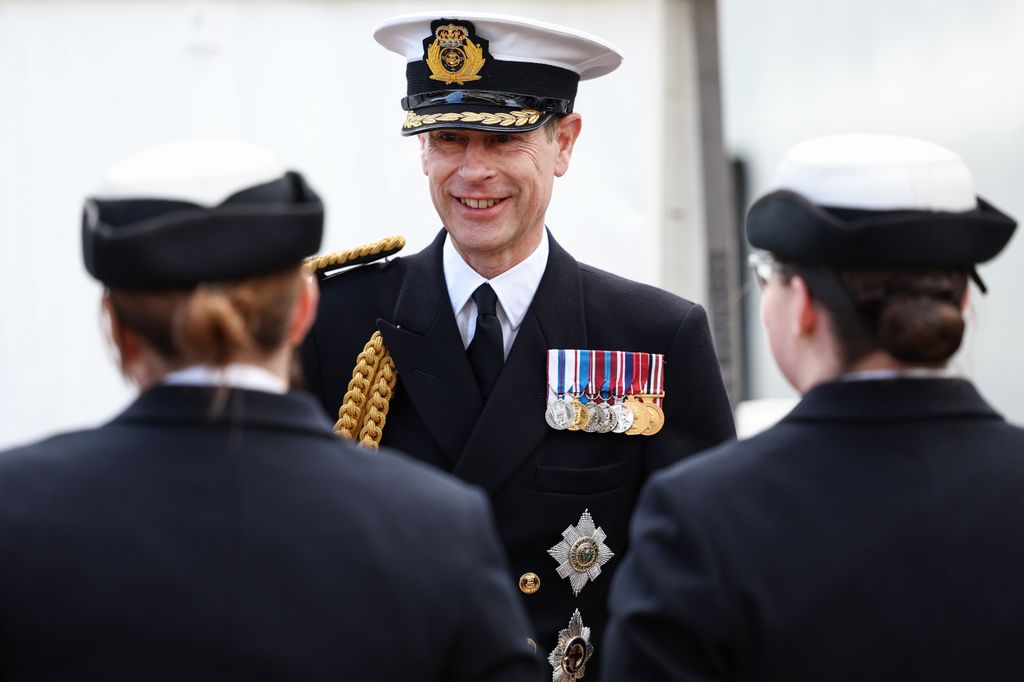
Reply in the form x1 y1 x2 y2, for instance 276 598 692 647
578 261 696 310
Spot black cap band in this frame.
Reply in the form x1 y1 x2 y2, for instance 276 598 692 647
402 90 573 114
83 172 324 290
746 190 1017 268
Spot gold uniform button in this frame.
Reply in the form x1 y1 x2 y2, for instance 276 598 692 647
519 572 541 594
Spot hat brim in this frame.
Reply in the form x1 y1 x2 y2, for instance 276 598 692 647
746 190 1017 268
83 172 324 289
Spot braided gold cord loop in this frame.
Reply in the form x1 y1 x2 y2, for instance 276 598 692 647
333 332 385 441
304 235 407 274
357 352 397 451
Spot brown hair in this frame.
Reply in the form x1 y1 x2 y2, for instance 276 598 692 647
794 265 968 368
107 266 304 369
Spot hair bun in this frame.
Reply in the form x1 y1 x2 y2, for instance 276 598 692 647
877 294 965 364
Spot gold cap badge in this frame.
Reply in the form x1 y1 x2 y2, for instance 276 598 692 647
426 23 485 85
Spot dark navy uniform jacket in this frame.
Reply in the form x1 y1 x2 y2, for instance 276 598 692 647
604 378 1024 682
302 230 736 673
0 385 539 681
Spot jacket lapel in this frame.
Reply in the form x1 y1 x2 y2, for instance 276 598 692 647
454 233 588 495
377 230 483 465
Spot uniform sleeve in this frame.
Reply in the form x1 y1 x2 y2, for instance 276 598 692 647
603 474 735 681
442 488 543 682
645 303 736 476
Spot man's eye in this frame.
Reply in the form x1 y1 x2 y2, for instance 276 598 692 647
493 134 513 144
438 133 460 142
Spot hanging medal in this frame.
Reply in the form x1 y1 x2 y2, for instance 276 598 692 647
624 353 651 436
579 350 601 433
642 353 666 435
610 350 633 434
593 350 614 430
567 350 590 431
545 349 575 431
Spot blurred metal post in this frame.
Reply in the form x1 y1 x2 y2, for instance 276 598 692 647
661 0 744 403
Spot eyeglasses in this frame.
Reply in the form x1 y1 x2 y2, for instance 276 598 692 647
748 252 780 290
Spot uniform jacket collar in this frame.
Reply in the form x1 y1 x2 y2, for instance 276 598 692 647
785 378 1002 423
113 385 337 436
378 228 587 494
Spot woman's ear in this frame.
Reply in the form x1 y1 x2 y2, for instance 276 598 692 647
288 272 320 347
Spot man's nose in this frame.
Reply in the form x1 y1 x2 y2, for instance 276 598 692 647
458 139 496 183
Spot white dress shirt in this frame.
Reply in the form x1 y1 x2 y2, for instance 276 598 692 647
443 230 549 359
162 363 288 394
841 368 954 382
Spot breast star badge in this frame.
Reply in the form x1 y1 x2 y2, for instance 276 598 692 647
547 509 614 596
548 609 594 682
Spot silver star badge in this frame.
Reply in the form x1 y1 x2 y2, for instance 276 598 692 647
547 509 614 596
548 609 594 682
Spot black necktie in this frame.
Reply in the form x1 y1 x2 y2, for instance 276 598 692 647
466 283 504 399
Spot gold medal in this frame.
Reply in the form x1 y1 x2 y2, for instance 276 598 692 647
643 403 665 436
566 399 585 431
624 397 650 435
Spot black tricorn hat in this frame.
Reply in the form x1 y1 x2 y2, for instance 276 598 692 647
746 134 1017 269
82 139 324 290
374 12 623 136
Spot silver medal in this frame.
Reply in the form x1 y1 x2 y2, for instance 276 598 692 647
545 399 575 431
582 403 600 433
611 403 633 433
595 403 615 433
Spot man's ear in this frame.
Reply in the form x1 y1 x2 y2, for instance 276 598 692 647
288 272 320 347
419 134 429 176
553 113 583 177
791 275 819 339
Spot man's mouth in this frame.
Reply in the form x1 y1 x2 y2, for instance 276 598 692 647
457 197 505 209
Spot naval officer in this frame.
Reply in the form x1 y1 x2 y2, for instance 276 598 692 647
603 134 1023 681
301 12 736 679
0 139 539 681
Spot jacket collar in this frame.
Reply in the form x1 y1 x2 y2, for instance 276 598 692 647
112 385 337 436
785 378 1002 423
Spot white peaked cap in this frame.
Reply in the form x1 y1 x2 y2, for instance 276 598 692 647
774 134 978 213
375 10 623 79
99 138 286 207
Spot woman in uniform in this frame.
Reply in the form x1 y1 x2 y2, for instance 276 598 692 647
0 139 538 681
603 134 1022 681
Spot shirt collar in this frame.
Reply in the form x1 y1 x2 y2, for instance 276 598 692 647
841 368 955 382
443 230 549 330
162 363 288 394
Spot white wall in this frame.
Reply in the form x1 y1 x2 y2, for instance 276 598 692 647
0 0 697 448
719 0 1024 423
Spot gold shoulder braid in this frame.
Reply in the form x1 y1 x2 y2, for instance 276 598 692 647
304 236 406 450
303 235 407 276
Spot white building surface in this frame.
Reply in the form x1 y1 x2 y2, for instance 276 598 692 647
1 0 1021 447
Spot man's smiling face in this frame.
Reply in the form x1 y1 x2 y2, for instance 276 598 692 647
419 114 581 275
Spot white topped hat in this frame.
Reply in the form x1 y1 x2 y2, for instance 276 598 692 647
774 134 977 213
98 138 286 208
83 139 324 290
374 11 623 135
746 134 1016 270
